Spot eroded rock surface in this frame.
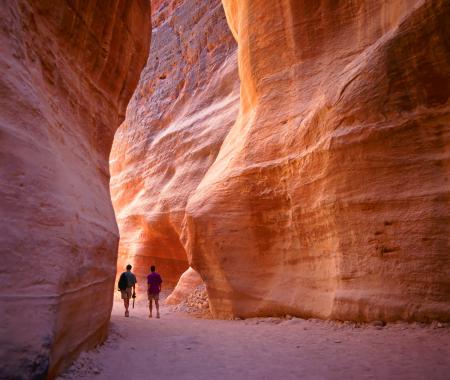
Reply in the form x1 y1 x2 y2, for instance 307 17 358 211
166 267 204 305
111 0 449 322
183 0 450 320
110 0 239 287
0 1 150 378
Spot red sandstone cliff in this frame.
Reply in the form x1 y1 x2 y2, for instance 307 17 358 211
112 0 449 322
110 0 239 288
0 1 150 378
184 0 450 320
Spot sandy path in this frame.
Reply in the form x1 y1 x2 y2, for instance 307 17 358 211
59 296 450 380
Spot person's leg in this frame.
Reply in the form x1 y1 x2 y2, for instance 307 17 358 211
155 299 160 318
125 298 130 316
124 288 131 316
149 298 153 317
121 290 128 316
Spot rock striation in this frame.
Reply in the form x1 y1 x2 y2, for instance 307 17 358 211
0 1 150 378
111 0 449 322
183 0 450 320
110 0 239 288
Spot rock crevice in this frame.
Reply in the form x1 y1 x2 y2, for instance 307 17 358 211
110 0 239 288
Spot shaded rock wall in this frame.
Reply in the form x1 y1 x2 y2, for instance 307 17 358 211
110 0 239 287
0 1 150 378
183 0 450 320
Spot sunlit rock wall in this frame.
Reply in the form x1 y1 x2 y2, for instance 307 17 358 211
110 0 239 288
0 1 150 378
183 0 450 320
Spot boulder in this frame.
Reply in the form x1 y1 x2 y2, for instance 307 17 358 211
166 267 204 305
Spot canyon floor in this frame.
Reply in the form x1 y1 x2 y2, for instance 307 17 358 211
58 292 450 380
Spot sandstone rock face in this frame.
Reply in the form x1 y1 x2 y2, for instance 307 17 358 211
166 269 211 317
110 0 239 288
166 267 203 305
182 0 450 320
0 1 150 378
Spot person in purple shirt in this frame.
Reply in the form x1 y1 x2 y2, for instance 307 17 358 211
147 265 162 318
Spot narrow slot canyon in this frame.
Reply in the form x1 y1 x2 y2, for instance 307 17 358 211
1 1 449 380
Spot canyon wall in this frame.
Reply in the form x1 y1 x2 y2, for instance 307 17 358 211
112 0 449 322
110 0 239 288
183 0 450 320
0 1 150 379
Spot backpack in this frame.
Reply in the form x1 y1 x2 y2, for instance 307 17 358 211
118 272 128 291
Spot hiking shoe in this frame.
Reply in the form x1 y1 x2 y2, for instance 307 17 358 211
157 313 160 319
125 311 129 317
149 314 152 318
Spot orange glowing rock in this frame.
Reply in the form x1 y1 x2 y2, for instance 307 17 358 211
185 0 450 320
110 0 239 289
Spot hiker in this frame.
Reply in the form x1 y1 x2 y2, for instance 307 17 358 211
118 264 137 317
147 265 162 318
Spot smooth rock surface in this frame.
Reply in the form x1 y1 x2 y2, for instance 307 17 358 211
110 0 239 288
111 0 449 322
0 1 150 378
183 0 450 319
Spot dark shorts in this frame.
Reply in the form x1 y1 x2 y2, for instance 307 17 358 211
148 292 159 301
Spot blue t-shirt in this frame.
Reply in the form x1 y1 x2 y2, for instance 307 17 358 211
124 271 137 288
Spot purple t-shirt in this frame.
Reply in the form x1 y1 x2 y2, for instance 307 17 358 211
147 272 162 294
